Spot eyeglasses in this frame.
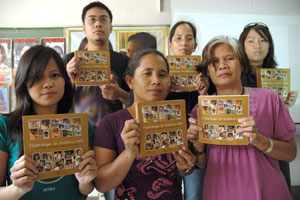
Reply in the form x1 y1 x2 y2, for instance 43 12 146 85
86 16 110 25
243 22 269 31
173 36 195 43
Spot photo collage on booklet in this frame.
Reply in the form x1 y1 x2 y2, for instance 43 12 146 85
28 117 83 173
167 55 201 91
257 68 290 101
22 113 89 179
75 50 111 85
198 96 249 145
136 100 188 157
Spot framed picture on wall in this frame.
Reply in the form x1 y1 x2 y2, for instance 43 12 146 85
64 26 169 55
41 37 66 58
0 39 13 82
13 38 39 72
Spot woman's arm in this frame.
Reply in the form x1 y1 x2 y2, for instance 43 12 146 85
93 119 140 192
0 153 38 200
187 117 207 168
93 147 136 192
238 116 297 162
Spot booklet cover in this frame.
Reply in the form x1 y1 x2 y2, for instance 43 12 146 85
198 95 249 145
23 113 89 180
166 55 201 91
0 83 9 113
0 38 13 82
256 68 290 101
74 50 111 86
135 100 188 157
41 37 66 58
13 38 39 75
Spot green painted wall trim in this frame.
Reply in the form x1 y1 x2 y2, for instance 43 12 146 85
0 28 64 38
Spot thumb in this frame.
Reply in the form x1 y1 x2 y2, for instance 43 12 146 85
110 74 116 84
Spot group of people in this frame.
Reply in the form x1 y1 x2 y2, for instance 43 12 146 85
0 1 298 200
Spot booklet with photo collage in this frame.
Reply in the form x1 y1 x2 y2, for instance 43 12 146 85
166 55 201 91
135 100 188 157
74 50 111 86
256 68 290 102
22 113 89 180
198 95 249 145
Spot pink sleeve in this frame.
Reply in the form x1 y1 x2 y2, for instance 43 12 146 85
252 88 296 141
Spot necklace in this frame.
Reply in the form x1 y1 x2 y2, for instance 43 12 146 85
216 87 245 95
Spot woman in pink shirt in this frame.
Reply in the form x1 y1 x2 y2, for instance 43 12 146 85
188 35 297 200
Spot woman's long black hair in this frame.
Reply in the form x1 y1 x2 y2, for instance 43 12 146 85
8 45 73 157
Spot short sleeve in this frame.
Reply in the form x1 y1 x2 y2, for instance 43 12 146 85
251 88 296 141
93 114 118 151
272 92 296 140
0 116 9 153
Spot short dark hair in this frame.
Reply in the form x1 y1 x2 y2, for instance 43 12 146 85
126 49 169 77
81 1 113 24
128 32 157 50
169 21 197 43
239 23 277 68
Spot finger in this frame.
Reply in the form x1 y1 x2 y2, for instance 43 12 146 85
238 126 256 134
238 116 254 124
124 136 140 146
110 74 116 84
82 150 95 159
11 167 38 181
122 119 140 134
78 163 98 176
79 156 97 171
173 152 192 169
239 119 256 129
188 124 202 134
180 146 195 162
11 156 38 174
188 117 197 124
12 175 35 187
187 131 198 141
243 132 256 139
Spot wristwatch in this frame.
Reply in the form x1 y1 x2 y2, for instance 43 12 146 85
263 137 273 153
184 168 192 173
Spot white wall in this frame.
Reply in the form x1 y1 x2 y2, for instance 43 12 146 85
171 0 300 122
0 0 171 27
